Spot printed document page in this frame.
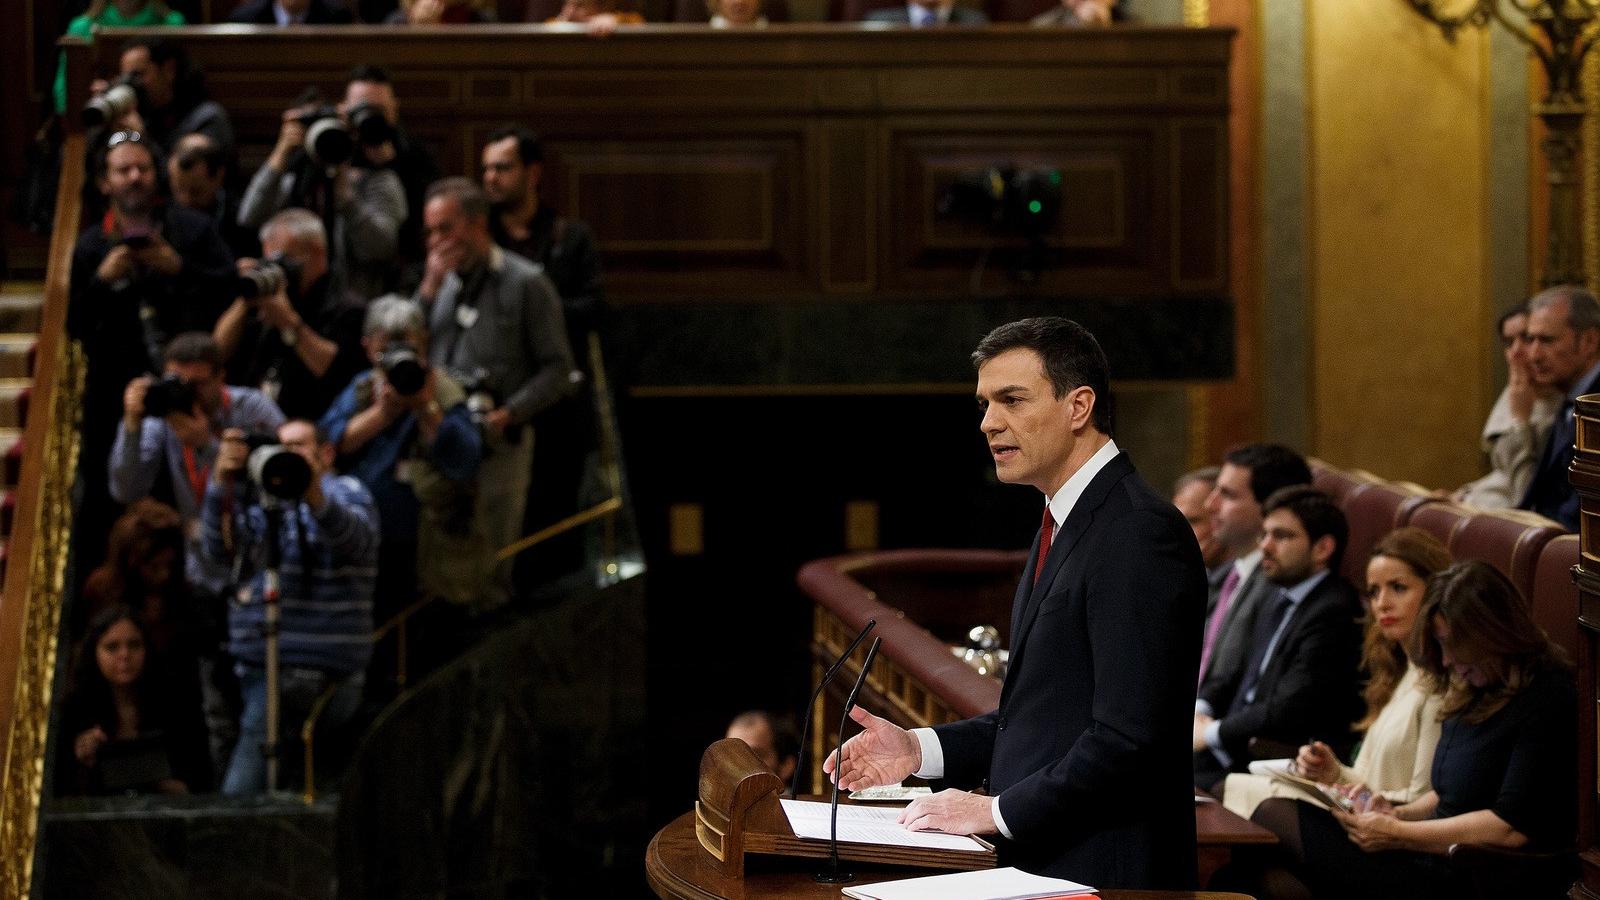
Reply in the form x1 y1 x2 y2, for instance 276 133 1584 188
840 866 1096 899
778 799 990 853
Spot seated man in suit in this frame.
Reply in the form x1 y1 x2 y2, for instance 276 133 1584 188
228 0 355 23
1194 485 1363 792
1030 0 1120 25
863 0 988 26
1198 443 1312 688
1519 284 1600 530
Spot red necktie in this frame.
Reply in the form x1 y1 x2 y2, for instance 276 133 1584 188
1033 504 1055 586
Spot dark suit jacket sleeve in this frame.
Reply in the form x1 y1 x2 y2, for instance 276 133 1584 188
1213 587 1361 760
930 711 998 788
995 507 1200 838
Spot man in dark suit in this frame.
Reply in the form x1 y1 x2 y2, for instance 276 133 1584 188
1193 486 1363 792
1197 444 1312 689
228 0 355 24
1520 284 1600 531
863 0 988 25
825 317 1205 889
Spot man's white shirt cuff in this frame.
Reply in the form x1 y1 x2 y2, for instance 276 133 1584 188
991 796 1013 839
1204 718 1231 767
910 728 944 779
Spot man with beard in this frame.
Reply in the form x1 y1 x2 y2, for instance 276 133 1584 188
213 208 367 420
71 132 235 575
108 37 235 161
1193 485 1363 792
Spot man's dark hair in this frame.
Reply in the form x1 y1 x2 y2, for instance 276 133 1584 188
971 317 1115 437
347 64 392 85
486 124 543 166
121 36 207 108
1262 485 1347 575
173 136 226 177
1496 304 1528 334
1222 443 1311 505
163 332 224 371
425 176 491 222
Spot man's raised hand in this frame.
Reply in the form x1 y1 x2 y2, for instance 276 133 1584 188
821 706 921 792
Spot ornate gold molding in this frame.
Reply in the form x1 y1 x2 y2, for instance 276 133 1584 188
0 341 83 899
1586 46 1598 297
1183 0 1209 27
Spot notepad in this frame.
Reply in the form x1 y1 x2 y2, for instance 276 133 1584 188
840 866 1097 899
778 799 991 853
1248 758 1355 811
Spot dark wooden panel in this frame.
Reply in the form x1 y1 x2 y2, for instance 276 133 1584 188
84 25 1230 307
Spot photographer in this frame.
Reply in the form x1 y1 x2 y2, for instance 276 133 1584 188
214 209 366 420
202 421 377 795
237 91 407 301
168 133 258 260
319 296 485 617
71 133 236 580
344 65 440 271
99 37 236 163
110 333 286 604
417 178 576 603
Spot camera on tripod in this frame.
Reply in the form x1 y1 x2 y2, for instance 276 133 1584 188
244 434 313 502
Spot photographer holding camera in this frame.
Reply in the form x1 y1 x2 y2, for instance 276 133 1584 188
417 178 575 604
320 296 486 619
237 87 406 301
202 420 377 795
95 38 236 163
214 209 366 421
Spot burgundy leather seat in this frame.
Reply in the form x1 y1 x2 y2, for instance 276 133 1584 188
1311 459 1376 509
1337 481 1438 587
1406 502 1474 560
1530 533 1580 664
1448 511 1564 606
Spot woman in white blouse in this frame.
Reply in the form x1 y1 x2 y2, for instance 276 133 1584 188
1218 526 1452 899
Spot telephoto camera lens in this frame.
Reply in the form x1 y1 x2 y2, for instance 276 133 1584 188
380 343 427 397
236 262 286 301
83 82 139 128
303 111 354 168
346 102 395 147
247 441 313 502
141 374 197 419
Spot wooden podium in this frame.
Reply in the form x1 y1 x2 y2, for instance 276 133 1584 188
692 739 996 879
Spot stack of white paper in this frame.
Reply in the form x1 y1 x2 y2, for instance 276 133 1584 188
778 799 990 853
840 866 1097 899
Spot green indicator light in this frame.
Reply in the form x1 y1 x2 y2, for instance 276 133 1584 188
1049 172 1062 185
1028 200 1043 214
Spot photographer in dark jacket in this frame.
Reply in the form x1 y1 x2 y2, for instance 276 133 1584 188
71 133 235 578
345 65 439 272
103 37 235 162
214 208 366 420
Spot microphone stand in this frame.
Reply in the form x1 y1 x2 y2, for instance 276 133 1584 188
816 636 882 885
260 500 284 793
791 618 875 800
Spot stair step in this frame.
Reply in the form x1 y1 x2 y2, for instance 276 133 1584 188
0 336 38 379
0 296 42 335
0 381 32 430
0 430 22 489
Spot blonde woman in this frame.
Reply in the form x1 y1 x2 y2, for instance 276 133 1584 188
1223 527 1450 820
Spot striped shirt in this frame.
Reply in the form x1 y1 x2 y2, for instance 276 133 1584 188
201 472 379 675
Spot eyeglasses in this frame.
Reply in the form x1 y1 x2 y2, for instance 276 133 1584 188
107 130 144 148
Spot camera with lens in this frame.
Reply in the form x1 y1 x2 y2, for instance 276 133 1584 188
235 253 303 302
83 76 142 128
346 101 395 148
380 342 427 397
243 434 313 502
297 105 355 168
455 368 500 427
142 373 197 419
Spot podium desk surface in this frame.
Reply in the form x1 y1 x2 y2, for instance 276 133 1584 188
647 811 1256 900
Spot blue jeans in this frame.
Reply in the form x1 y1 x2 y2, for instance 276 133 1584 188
222 662 364 795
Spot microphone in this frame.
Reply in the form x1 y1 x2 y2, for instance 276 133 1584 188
816 636 882 885
790 618 876 800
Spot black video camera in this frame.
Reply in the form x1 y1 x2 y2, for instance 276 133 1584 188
142 374 197 419
937 166 1062 235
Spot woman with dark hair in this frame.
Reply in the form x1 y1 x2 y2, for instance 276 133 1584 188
1222 527 1451 822
58 606 211 795
1278 560 1576 900
81 498 190 654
